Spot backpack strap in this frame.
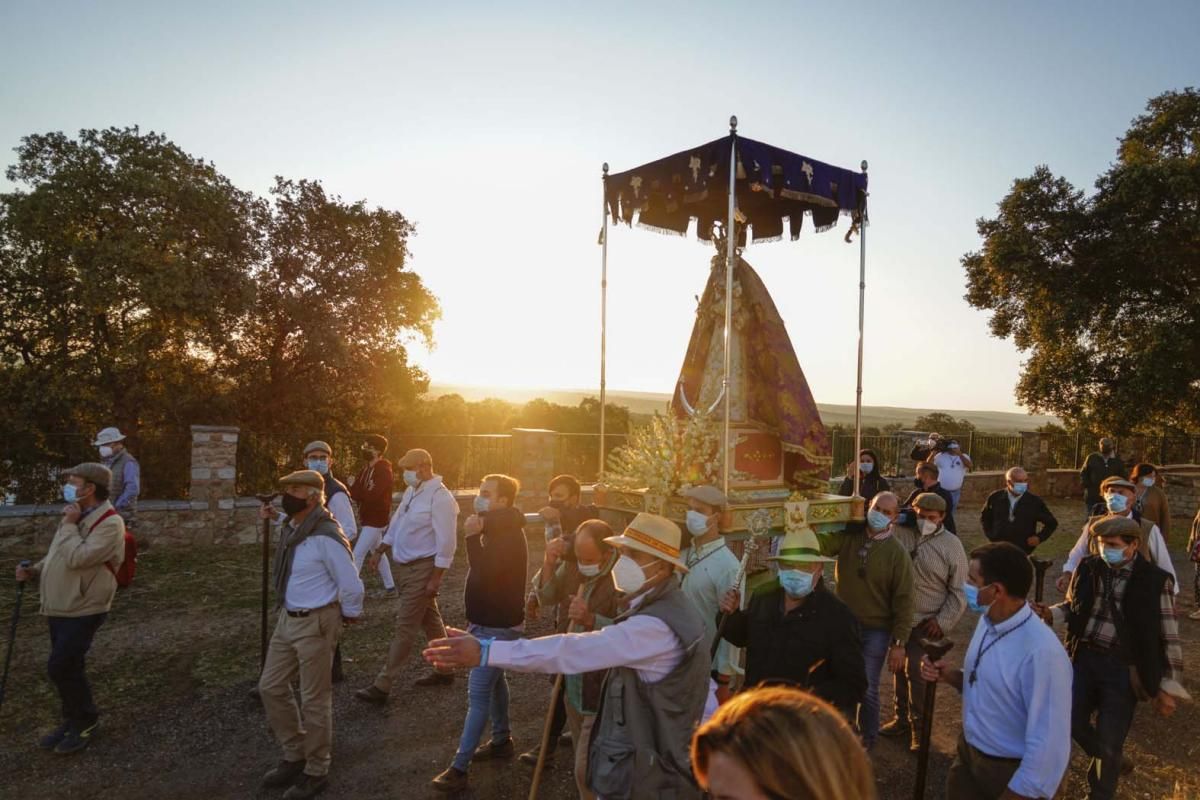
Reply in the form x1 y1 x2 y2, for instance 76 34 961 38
87 508 122 576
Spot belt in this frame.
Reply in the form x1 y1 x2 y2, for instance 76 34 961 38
968 741 1022 765
286 602 337 618
399 555 435 567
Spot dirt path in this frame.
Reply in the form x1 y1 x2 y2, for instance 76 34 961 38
0 500 1197 799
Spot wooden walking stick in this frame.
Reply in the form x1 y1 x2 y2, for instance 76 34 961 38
913 637 955 800
529 584 587 800
1031 557 1053 603
256 493 277 672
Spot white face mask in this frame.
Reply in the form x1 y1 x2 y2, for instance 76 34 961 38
611 554 649 594
98 445 114 459
473 495 490 514
685 510 711 536
577 563 601 577
918 518 939 537
403 470 419 488
1141 477 1155 488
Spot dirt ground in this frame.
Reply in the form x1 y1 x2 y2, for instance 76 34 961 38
0 499 1197 799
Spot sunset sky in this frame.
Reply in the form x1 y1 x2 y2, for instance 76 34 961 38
2 1 1197 413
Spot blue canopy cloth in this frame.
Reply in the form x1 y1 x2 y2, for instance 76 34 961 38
604 135 867 244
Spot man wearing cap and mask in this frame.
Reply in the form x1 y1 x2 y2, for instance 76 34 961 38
257 470 364 799
1081 438 1125 516
1033 515 1185 800
424 512 711 800
716 527 866 719
1058 476 1178 596
896 461 957 535
357 448 459 704
679 485 740 704
349 434 396 597
14 463 125 755
882 492 968 752
93 427 139 529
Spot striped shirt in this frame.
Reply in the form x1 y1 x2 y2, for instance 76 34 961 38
892 525 968 632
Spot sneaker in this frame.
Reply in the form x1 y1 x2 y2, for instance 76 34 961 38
518 744 551 766
37 722 70 751
353 685 388 705
283 773 328 799
262 759 307 788
431 767 468 792
1187 608 1200 621
54 721 98 755
474 737 515 761
414 671 455 687
879 717 910 738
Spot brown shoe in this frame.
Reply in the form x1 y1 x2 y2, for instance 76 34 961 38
475 737 515 761
262 759 307 788
353 685 388 705
283 773 328 799
414 671 455 687
431 767 468 792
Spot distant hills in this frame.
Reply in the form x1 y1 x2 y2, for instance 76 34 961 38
428 383 1061 434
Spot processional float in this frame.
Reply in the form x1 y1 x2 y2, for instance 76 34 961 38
594 118 870 560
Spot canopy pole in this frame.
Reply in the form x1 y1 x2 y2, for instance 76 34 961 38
722 116 738 499
600 163 609 481
852 160 869 499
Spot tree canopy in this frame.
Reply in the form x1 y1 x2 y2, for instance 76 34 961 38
963 88 1200 433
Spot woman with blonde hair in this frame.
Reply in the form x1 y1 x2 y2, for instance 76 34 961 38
691 685 877 800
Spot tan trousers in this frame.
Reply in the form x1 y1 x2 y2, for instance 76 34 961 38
564 698 596 800
946 733 1031 800
373 557 448 693
258 605 343 776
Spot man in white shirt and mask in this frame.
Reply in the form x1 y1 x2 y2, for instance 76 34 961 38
679 485 739 705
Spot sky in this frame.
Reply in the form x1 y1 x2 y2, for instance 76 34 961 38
1 1 1197 414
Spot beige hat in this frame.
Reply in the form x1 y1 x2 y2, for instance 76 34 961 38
1089 514 1142 540
64 463 113 491
303 440 332 457
279 469 325 491
397 448 433 468
684 484 727 510
767 528 834 564
1100 476 1137 493
604 512 689 572
913 492 947 512
92 427 126 446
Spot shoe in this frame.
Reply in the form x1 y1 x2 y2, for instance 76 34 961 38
559 731 572 747
54 721 98 755
431 767 468 792
262 759 307 788
518 744 552 766
283 773 328 799
1187 608 1200 621
879 717 910 738
37 722 70 751
475 738 515 761
414 671 454 687
353 685 388 705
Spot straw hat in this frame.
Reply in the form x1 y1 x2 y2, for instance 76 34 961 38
604 512 689 572
767 528 834 564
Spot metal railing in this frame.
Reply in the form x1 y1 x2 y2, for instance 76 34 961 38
829 431 1024 477
554 432 629 484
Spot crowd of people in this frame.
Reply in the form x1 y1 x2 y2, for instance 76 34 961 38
10 430 1196 800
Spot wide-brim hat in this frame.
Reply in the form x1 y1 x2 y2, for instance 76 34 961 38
92 427 126 446
683 484 727 510
1089 514 1142 540
1100 476 1137 492
64 462 113 491
303 440 332 457
767 529 834 564
604 512 689 572
279 469 324 491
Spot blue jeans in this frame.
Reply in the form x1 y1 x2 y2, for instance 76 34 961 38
947 489 962 513
858 627 891 748
452 624 522 771
1071 647 1138 800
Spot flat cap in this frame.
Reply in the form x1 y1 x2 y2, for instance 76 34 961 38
279 469 324 491
397 448 433 468
684 484 727 509
64 463 112 490
1089 514 1142 540
912 492 947 512
1100 476 1137 492
303 440 332 456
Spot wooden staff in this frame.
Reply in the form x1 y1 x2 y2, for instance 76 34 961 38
1031 557 1053 603
256 493 277 671
529 583 587 800
913 638 955 800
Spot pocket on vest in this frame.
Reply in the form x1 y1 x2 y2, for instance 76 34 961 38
587 736 635 798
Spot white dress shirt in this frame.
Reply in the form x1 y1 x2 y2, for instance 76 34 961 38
382 475 458 568
961 604 1073 799
1062 518 1178 593
284 534 365 618
327 491 357 542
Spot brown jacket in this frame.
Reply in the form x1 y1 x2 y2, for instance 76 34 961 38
34 501 126 617
1135 484 1171 544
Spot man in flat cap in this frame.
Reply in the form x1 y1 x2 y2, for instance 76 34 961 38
679 484 739 705
883 492 968 752
1058 476 1178 595
257 470 364 799
425 512 711 800
14 463 125 755
1034 515 1185 800
356 448 459 704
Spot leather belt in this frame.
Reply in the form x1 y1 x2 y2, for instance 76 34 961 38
286 602 337 618
399 555 435 567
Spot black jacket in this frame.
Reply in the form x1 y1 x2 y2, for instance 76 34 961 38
1080 452 1125 506
980 490 1058 553
897 482 957 535
720 580 866 715
837 472 890 506
465 506 528 628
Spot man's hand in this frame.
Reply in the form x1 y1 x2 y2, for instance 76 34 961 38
1026 535 1041 549
719 588 740 614
1152 691 1177 718
258 503 274 521
423 627 481 670
920 619 943 640
525 593 541 621
463 514 484 538
921 656 949 683
539 506 561 524
715 683 733 705
1030 602 1053 625
14 563 33 583
62 502 81 525
544 537 568 564
425 573 442 598
887 645 906 673
567 594 594 628
1056 572 1072 594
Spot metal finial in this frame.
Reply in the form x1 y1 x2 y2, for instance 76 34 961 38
602 162 609 175
729 115 738 132
861 160 868 172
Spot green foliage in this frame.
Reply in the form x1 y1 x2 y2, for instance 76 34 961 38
963 89 1200 432
912 412 976 434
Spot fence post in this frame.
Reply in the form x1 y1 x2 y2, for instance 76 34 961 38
1019 431 1049 494
1074 431 1082 470
510 428 558 512
188 425 240 546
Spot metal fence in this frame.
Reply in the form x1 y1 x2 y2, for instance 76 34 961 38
554 433 629 484
829 431 1024 476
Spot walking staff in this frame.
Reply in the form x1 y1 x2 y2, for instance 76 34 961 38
0 561 31 716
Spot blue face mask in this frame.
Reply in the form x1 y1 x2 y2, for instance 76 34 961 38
1011 482 1027 495
306 459 329 475
778 569 815 598
964 582 992 614
1102 545 1128 566
685 510 711 536
1105 493 1128 513
867 509 891 532
859 461 874 474
473 495 490 514
63 483 78 503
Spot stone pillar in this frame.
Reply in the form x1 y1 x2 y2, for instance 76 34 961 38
1019 431 1050 493
190 425 239 512
510 428 558 512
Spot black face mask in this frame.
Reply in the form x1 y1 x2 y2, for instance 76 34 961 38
361 448 377 460
548 499 566 510
281 494 309 516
